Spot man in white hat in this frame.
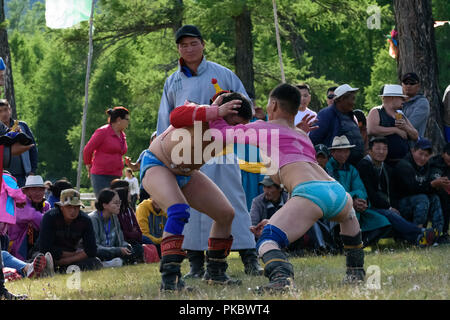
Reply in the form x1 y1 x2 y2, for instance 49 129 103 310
367 84 418 167
310 84 365 166
7 175 51 262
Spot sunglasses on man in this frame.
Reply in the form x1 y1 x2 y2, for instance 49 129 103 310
403 81 418 85
327 94 336 99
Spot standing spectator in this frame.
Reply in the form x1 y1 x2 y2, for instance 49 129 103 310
367 84 418 167
357 136 438 247
0 118 32 299
124 168 139 209
83 107 129 197
401 72 430 137
0 99 38 187
8 175 50 261
156 24 260 281
47 179 73 208
326 86 338 107
429 142 450 244
136 198 167 257
110 179 144 263
326 135 392 247
392 138 445 235
310 84 365 166
89 188 136 267
38 189 102 272
294 84 317 126
353 109 369 156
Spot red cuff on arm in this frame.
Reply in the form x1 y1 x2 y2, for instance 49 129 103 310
170 104 219 128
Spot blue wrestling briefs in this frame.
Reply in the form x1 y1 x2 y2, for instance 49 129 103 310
139 149 191 188
291 180 348 220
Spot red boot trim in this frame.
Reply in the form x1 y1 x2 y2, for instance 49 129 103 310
161 235 186 257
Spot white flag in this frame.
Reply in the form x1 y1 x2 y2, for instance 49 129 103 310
45 0 91 29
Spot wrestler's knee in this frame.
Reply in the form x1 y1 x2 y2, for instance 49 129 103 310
216 205 235 226
164 203 191 235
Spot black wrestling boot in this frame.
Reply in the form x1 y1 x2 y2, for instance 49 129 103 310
159 235 190 292
239 248 263 276
341 231 366 284
183 250 205 279
255 249 295 294
203 237 242 285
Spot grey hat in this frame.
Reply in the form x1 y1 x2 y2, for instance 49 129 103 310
259 175 278 187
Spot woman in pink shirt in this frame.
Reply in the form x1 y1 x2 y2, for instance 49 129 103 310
83 107 129 197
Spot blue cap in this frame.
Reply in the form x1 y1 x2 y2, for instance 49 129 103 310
0 57 5 70
414 138 432 151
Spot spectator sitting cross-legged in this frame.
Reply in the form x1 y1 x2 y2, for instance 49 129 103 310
89 188 137 267
326 135 392 247
429 142 450 244
8 175 50 261
392 138 445 238
38 189 102 273
357 136 438 247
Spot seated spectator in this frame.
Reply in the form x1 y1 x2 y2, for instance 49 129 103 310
136 198 167 257
47 179 72 208
428 142 450 244
401 72 430 137
38 189 102 272
310 84 365 166
294 84 317 126
44 180 52 200
249 176 335 255
326 135 392 247
8 175 50 261
357 136 438 247
2 250 53 280
392 138 445 236
89 188 137 267
314 144 330 169
367 84 418 167
110 179 144 263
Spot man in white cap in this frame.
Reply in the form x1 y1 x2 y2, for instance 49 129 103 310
367 84 418 167
310 84 365 166
8 175 51 261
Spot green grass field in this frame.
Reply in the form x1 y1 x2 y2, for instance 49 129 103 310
5 242 450 300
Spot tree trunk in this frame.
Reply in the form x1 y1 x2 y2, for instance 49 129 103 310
394 0 444 152
0 0 16 119
234 6 255 100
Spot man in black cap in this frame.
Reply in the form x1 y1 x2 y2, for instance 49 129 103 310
392 138 445 240
154 24 261 290
401 72 430 137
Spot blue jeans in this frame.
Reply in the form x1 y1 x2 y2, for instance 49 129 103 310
398 194 444 233
1 251 27 277
374 209 422 244
90 174 120 198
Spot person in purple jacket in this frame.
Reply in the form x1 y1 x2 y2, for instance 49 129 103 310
8 175 51 261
